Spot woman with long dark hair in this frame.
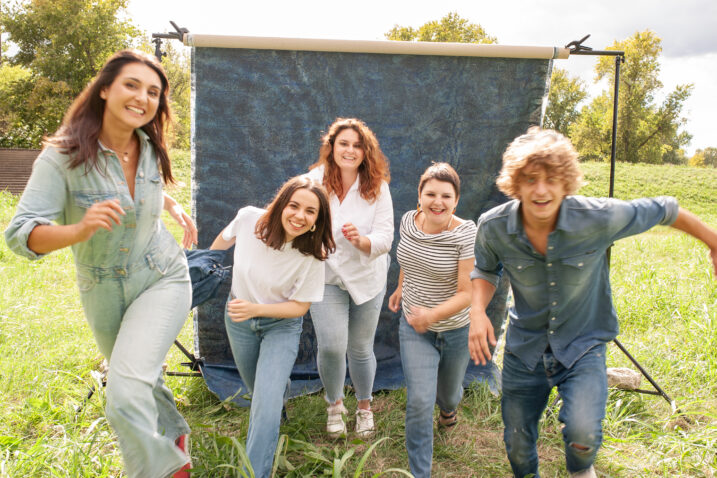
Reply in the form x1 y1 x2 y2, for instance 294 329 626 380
210 175 335 478
306 118 393 437
5 50 196 478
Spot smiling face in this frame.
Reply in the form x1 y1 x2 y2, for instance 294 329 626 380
100 62 162 133
332 128 365 175
517 162 567 229
419 179 458 228
281 188 320 242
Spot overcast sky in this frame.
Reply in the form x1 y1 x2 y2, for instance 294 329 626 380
128 0 716 155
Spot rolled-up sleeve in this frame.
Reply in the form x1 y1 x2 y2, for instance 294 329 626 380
608 196 680 243
4 155 66 260
470 216 502 287
361 181 394 262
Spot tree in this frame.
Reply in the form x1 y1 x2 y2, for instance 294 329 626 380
571 31 693 163
385 12 497 44
0 0 139 147
160 41 191 150
689 147 717 168
544 67 588 136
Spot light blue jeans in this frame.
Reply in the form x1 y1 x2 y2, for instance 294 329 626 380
502 344 608 478
77 249 191 478
224 309 303 478
310 284 385 403
399 315 470 478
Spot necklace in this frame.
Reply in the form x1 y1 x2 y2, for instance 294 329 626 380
100 135 135 163
419 212 453 234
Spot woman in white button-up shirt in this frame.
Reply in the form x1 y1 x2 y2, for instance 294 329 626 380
306 118 394 438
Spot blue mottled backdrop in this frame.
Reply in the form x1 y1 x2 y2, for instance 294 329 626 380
190 46 552 405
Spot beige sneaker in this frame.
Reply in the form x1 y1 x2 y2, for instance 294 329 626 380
355 408 375 438
326 403 348 437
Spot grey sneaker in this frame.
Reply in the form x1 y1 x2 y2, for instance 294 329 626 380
355 408 375 438
326 403 348 438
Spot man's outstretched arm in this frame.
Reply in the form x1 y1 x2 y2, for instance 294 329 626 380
670 207 717 276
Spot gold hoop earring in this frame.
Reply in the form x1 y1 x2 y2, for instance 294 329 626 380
310 224 316 232
416 201 421 212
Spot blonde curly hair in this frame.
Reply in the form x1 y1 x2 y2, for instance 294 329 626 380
496 127 585 199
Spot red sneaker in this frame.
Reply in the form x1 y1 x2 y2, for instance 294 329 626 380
173 435 191 478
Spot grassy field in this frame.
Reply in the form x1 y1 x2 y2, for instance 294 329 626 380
0 156 716 477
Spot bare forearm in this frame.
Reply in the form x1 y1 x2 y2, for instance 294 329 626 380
210 229 235 250
27 224 83 254
356 236 371 255
427 290 472 323
671 207 717 249
254 300 310 319
471 278 497 314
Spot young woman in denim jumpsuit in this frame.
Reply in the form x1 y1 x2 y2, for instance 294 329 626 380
5 50 197 478
210 176 335 478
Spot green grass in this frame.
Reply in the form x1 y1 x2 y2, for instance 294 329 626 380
1 159 716 477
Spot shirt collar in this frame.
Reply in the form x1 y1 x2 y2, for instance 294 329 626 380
505 200 522 235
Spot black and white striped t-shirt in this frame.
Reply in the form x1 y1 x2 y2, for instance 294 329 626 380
396 210 477 332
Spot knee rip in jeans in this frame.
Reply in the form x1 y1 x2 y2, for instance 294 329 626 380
569 442 593 454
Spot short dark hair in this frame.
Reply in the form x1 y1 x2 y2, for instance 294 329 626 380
255 176 336 260
418 162 461 197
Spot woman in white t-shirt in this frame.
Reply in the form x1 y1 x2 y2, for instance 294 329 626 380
305 118 393 437
388 163 477 478
210 176 335 478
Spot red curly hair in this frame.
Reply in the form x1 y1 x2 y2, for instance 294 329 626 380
309 118 390 202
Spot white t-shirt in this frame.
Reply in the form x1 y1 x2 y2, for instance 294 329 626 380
305 165 393 304
221 206 325 306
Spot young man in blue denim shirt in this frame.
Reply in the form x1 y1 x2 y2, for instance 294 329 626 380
468 127 717 478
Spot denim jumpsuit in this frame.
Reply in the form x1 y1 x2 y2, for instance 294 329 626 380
5 130 192 478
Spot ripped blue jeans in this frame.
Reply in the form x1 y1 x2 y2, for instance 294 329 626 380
501 344 607 477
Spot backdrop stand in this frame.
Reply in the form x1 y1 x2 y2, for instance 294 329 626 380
569 35 677 413
145 26 678 414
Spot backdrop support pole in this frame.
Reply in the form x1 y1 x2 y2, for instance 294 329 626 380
568 36 677 412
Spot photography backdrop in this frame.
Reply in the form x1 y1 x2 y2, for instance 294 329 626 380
187 35 556 405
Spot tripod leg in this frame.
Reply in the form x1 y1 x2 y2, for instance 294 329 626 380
613 338 678 413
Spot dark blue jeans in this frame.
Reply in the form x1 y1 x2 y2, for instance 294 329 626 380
502 344 607 477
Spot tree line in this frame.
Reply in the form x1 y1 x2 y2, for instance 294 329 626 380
0 0 190 150
1 4 713 167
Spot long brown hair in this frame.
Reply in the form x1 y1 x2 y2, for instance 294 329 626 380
255 176 336 260
44 49 175 183
309 118 390 202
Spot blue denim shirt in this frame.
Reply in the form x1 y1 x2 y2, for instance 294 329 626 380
5 129 181 277
471 195 679 370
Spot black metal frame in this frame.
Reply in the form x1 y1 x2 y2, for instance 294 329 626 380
143 28 677 411
568 35 677 412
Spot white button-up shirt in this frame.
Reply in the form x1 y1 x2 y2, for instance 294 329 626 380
306 165 394 304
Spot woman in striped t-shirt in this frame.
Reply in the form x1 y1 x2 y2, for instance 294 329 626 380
388 162 477 478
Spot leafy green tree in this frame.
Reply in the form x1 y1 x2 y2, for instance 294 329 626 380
544 67 588 136
689 147 717 168
161 42 191 150
385 12 496 44
0 0 139 146
571 30 693 163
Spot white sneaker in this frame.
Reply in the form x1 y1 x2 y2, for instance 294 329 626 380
326 403 348 437
355 408 375 438
570 465 597 478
